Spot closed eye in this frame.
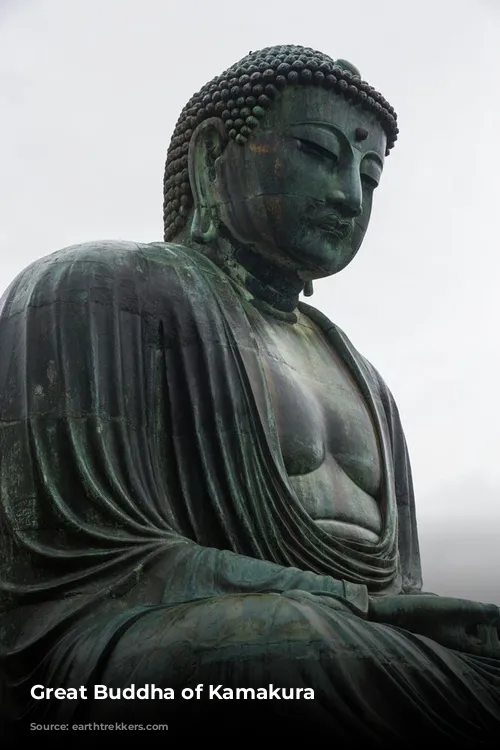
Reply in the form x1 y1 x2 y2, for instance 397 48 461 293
297 138 339 165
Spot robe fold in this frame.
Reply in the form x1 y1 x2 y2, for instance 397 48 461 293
0 240 498 744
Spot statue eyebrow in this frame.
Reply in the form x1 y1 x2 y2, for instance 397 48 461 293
289 121 384 164
285 121 345 146
290 120 342 135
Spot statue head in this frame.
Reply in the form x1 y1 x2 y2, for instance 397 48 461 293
163 45 397 285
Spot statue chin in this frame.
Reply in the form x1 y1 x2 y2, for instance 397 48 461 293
0 43 499 744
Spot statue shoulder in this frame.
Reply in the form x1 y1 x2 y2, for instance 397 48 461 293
328 319 396 404
0 240 206 314
300 302 395 402
303 303 403 423
329 321 408 441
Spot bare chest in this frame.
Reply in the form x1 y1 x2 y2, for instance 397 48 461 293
253 312 382 498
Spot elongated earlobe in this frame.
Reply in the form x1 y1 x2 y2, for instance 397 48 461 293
304 280 314 297
190 205 219 244
187 118 228 245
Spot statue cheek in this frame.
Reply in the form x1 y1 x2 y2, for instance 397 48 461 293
225 195 273 244
351 220 369 253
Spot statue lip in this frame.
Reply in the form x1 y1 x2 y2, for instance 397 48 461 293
310 212 353 240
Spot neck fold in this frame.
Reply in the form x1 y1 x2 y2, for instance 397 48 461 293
189 227 305 322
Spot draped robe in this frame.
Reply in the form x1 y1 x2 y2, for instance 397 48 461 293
0 240 499 744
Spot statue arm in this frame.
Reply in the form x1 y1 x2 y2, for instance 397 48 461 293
0 241 368 621
359 363 500 655
158 542 368 614
368 365 423 594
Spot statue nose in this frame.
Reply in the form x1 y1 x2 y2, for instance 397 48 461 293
327 189 362 219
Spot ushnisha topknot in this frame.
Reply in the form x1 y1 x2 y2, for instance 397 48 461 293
163 45 398 241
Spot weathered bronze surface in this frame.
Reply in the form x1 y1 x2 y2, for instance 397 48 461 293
1 45 499 744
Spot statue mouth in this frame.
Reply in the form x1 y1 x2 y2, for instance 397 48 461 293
310 212 353 241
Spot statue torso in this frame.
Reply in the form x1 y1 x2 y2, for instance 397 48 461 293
248 305 382 544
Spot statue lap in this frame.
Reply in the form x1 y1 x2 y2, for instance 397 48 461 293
28 592 493 744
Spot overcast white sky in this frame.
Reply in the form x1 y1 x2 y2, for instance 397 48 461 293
1 0 499 602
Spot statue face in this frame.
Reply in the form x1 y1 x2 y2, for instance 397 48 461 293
214 86 387 279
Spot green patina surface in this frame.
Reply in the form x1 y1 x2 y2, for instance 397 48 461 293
0 44 499 744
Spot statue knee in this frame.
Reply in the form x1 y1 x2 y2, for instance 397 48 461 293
195 592 341 654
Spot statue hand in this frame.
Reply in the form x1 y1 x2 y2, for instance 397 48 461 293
369 594 500 657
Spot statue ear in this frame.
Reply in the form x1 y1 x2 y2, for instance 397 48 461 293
188 118 228 244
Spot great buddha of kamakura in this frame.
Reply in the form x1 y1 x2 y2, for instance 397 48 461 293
1 45 499 744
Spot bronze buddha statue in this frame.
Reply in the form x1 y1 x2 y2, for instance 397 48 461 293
0 45 499 745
